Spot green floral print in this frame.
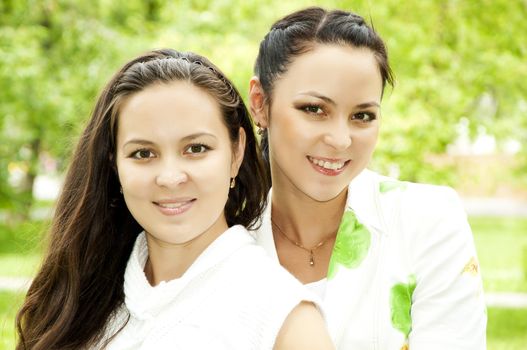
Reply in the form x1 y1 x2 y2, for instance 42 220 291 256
327 211 371 279
390 274 417 339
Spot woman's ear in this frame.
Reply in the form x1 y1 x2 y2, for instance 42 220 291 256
248 77 269 128
231 127 246 177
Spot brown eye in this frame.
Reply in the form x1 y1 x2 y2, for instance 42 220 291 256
306 106 322 113
352 112 376 122
184 144 211 155
301 104 325 116
304 106 324 114
131 149 155 159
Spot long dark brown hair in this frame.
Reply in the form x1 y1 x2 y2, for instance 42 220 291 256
16 49 269 349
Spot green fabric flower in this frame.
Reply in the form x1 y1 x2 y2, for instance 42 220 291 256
380 180 408 193
390 274 417 338
327 211 371 279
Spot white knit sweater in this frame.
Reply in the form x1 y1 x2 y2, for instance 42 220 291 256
102 225 316 350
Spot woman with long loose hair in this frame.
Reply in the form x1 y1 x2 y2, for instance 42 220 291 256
16 49 333 350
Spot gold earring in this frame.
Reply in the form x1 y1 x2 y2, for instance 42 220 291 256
255 122 263 135
230 177 236 189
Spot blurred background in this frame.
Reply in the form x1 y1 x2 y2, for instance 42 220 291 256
0 0 526 348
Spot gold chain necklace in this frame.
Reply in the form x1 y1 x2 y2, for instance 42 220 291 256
271 220 335 267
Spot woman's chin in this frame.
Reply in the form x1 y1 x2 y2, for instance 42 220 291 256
302 186 348 204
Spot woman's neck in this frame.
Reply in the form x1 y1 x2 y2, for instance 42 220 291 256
271 181 348 248
144 217 228 286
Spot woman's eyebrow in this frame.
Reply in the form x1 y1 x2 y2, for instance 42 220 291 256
297 92 380 109
122 133 217 148
122 139 155 148
297 91 336 106
180 132 217 142
355 101 380 108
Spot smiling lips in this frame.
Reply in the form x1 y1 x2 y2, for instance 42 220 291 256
307 156 350 175
154 199 196 216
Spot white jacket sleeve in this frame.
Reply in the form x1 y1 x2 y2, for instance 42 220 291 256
401 185 487 350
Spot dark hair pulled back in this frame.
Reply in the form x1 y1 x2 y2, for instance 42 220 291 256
254 7 394 162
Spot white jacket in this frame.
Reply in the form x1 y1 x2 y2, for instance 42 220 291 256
254 169 486 350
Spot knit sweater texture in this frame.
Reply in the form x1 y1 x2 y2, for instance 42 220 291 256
102 225 317 350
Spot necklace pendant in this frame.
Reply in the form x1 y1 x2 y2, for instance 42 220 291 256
309 251 315 267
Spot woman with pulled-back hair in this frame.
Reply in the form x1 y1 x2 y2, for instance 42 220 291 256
15 49 334 350
249 7 486 349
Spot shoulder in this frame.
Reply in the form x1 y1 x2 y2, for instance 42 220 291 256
397 181 467 233
347 170 463 233
354 169 459 205
352 170 472 252
378 179 477 273
230 239 307 293
216 228 326 349
358 170 466 229
216 226 311 300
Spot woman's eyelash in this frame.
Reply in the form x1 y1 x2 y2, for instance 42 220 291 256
353 112 377 122
126 143 213 159
299 104 325 115
299 103 376 122
185 143 212 154
128 148 155 159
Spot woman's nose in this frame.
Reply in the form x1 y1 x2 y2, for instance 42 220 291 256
323 121 352 151
155 165 188 188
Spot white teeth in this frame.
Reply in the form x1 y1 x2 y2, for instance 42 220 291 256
158 202 186 208
309 157 344 170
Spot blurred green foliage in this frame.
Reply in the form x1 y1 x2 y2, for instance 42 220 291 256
0 291 24 350
469 217 527 292
1 0 526 218
0 220 47 277
486 307 527 349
